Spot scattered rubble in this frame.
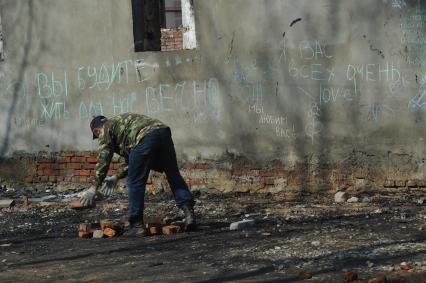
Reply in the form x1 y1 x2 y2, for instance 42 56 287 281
0 199 15 208
229 219 255 230
335 191 347 203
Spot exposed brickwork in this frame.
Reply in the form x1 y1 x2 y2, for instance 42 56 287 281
1 151 426 198
161 27 183 51
31 151 124 184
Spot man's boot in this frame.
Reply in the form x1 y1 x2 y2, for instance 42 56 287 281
180 202 196 231
122 218 148 237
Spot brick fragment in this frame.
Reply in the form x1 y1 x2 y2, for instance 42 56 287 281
162 225 181 235
147 225 159 235
103 228 116 238
377 272 387 283
79 223 91 232
400 262 412 270
68 199 92 209
100 219 115 230
78 231 92 238
343 271 358 282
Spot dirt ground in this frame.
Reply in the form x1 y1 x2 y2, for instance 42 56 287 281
0 188 426 282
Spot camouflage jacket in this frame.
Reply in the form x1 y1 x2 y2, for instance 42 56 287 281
94 113 167 188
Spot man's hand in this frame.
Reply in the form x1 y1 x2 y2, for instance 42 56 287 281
100 175 118 197
79 186 97 206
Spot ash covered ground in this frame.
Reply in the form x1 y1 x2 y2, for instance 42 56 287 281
0 185 425 282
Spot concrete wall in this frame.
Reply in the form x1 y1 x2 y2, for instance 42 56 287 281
0 0 425 190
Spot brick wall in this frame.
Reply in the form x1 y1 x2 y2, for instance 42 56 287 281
1 151 425 198
32 151 122 184
161 27 183 51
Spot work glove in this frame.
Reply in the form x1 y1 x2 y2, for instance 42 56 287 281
79 186 97 206
100 175 118 197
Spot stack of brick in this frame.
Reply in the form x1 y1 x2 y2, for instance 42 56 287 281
161 27 184 51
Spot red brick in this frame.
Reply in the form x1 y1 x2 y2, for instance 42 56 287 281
57 176 65 182
263 177 275 185
38 163 50 170
288 178 304 186
195 163 209 170
147 225 160 235
79 223 91 232
343 271 358 282
67 163 81 169
82 163 96 169
59 157 71 163
71 157 86 163
107 170 115 176
43 169 59 176
418 179 426 187
49 163 60 170
39 158 51 163
78 231 92 238
103 228 116 238
38 176 48 182
77 170 92 176
48 176 57 182
100 220 115 230
36 169 44 176
259 170 275 177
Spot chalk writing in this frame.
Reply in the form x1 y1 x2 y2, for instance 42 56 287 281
288 61 335 82
305 103 322 144
145 78 220 116
112 92 137 115
408 86 426 110
346 63 401 82
392 0 407 9
37 72 68 98
40 99 70 120
367 103 394 122
13 117 45 129
78 101 104 120
320 81 357 105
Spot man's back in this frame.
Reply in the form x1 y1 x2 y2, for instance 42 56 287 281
101 113 167 157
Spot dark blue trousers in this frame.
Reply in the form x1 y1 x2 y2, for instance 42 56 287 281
127 127 194 223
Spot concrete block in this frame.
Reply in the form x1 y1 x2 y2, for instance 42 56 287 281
0 199 15 208
229 219 255 231
347 197 359 203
